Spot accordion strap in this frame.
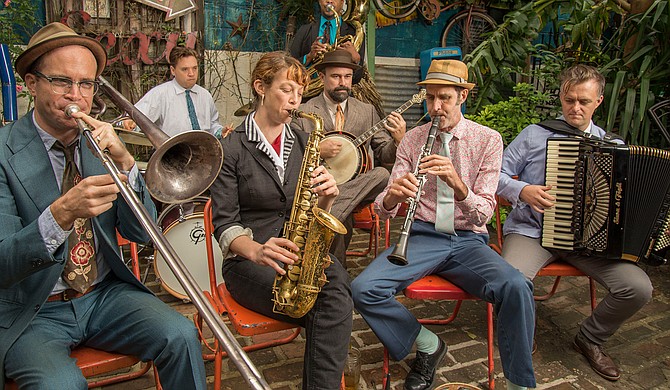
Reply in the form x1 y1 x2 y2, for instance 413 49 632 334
538 119 624 144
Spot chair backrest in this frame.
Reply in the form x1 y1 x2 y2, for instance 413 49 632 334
203 199 221 298
491 194 512 254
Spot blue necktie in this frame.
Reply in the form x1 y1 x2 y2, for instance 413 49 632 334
435 132 456 234
185 89 200 130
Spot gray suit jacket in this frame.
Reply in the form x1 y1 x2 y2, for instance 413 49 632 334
0 113 156 385
291 94 397 166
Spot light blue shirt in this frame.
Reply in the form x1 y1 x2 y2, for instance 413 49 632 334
497 118 623 239
34 113 141 294
134 79 223 138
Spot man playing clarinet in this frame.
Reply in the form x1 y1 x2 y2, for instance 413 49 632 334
352 59 536 390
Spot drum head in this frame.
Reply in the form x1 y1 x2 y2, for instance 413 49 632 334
154 199 223 300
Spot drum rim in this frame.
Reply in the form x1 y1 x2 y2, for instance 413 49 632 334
156 196 210 228
153 206 223 301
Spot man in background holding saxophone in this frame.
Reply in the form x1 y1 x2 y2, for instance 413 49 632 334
209 51 352 390
290 0 365 84
0 22 206 388
352 60 536 390
291 49 405 266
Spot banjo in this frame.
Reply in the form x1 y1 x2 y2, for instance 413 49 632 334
323 89 426 184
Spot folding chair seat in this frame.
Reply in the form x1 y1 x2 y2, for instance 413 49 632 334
491 194 597 310
6 234 160 389
382 206 495 389
197 200 300 390
346 202 381 258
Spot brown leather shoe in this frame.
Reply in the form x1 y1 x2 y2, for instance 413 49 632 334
573 332 621 381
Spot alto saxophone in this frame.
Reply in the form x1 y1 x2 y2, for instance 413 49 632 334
272 110 348 318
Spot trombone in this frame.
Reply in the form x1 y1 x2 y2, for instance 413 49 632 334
67 76 271 390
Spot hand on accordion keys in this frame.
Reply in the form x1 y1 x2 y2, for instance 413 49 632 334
519 184 556 213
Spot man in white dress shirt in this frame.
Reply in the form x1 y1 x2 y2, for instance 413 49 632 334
130 47 224 138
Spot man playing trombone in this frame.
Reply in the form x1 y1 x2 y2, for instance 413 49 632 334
0 22 206 389
351 60 536 390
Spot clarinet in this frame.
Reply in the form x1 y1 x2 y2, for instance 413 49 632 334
387 116 441 266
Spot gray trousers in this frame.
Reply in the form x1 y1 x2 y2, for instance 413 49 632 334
502 233 653 345
329 166 389 266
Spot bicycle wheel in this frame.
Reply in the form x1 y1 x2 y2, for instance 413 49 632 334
441 10 497 55
373 0 419 19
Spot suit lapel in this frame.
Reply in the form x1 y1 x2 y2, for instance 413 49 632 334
312 95 336 132
6 115 61 214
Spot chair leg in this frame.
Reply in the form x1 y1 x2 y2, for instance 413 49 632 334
589 277 597 311
534 276 563 301
486 303 495 390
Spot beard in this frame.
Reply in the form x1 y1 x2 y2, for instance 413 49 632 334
327 86 351 103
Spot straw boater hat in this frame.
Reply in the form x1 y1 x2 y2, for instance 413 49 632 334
314 49 361 72
14 22 107 79
417 59 475 90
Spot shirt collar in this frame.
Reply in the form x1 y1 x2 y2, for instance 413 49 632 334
439 113 466 141
171 78 197 95
323 92 348 115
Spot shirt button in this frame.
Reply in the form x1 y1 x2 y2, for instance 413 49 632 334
280 197 286 202
50 239 57 245
278 212 284 217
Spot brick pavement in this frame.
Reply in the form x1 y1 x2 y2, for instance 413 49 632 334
101 217 670 390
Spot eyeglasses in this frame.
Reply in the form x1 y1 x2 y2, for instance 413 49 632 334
32 71 100 97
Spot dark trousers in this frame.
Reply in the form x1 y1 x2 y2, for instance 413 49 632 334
352 221 537 388
5 276 206 390
223 255 353 390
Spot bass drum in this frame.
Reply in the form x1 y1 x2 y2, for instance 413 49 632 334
154 197 223 301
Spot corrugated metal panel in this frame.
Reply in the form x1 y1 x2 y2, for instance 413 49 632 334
373 57 427 128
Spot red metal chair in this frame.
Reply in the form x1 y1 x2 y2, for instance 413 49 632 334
347 203 381 258
382 206 495 389
5 233 160 389
491 194 597 310
197 200 301 390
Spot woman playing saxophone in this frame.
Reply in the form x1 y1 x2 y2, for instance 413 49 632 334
209 51 353 390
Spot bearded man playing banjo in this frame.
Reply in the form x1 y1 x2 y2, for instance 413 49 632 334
291 49 406 266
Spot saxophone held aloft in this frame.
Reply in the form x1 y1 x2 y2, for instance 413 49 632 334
272 109 348 318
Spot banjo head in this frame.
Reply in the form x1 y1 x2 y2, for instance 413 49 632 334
322 134 363 185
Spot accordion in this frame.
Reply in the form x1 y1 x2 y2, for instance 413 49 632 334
542 137 670 265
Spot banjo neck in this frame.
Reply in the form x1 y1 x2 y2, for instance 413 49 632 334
350 89 426 148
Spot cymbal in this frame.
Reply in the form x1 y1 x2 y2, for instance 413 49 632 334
234 102 254 117
118 131 152 147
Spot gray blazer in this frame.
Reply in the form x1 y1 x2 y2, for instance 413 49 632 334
0 113 156 385
291 94 397 166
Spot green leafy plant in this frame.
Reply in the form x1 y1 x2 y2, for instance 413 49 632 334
467 82 556 227
467 82 556 145
465 0 670 146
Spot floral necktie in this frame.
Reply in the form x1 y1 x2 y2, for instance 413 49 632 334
54 140 97 293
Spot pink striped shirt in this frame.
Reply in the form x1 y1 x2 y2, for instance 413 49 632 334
374 115 502 234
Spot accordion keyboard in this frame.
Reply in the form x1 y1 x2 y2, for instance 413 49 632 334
542 138 581 250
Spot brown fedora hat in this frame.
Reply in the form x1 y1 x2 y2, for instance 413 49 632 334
417 59 475 90
314 49 361 72
15 22 107 79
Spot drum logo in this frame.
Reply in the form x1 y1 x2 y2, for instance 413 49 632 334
190 222 206 245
